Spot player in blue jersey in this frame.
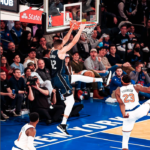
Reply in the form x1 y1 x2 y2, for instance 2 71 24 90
50 24 108 135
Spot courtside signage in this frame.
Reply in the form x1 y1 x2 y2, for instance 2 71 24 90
20 9 43 24
0 0 19 12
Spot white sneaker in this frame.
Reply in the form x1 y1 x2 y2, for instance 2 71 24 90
12 111 21 117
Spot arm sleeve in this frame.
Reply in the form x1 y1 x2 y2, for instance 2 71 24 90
27 136 36 150
105 11 116 18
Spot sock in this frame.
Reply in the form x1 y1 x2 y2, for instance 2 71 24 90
61 117 67 125
94 78 103 83
122 131 131 149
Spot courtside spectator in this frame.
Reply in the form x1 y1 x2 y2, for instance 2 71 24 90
23 49 38 70
1 56 13 80
23 68 32 83
127 43 143 67
36 37 52 58
77 33 91 60
98 47 118 74
10 54 24 75
130 62 150 99
89 29 103 49
0 46 7 57
36 59 51 81
10 21 23 46
7 42 18 64
0 70 15 120
9 69 26 116
0 21 13 50
106 44 134 74
43 50 51 71
19 31 32 58
21 22 31 32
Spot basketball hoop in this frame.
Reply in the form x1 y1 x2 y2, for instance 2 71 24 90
70 20 97 38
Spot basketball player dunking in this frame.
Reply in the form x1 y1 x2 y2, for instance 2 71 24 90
115 75 150 150
50 24 105 135
12 112 39 150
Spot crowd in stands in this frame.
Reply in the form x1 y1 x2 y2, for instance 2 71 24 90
1 0 150 123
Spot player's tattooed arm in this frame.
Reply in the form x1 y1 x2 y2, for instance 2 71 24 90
115 88 129 118
134 84 150 93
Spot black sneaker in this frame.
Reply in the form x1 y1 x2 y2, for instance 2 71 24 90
103 71 112 86
57 124 72 136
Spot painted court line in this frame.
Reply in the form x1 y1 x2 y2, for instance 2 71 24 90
110 146 122 149
85 135 150 148
36 130 103 148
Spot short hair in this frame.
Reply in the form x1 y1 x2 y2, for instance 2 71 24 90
135 62 143 68
13 68 20 73
98 47 106 51
24 67 31 74
53 39 63 48
37 59 44 64
13 54 19 59
122 75 131 84
29 112 39 122
109 44 116 51
116 67 123 71
43 50 50 56
0 69 5 73
39 37 46 41
53 35 60 40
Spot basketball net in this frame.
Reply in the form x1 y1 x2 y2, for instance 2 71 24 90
70 20 97 39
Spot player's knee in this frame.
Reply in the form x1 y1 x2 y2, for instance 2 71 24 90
84 71 94 77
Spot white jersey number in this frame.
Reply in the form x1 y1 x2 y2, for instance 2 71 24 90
51 60 57 69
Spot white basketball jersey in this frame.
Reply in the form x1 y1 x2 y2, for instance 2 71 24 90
120 84 140 110
14 123 35 149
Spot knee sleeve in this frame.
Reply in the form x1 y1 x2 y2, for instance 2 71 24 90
64 94 75 116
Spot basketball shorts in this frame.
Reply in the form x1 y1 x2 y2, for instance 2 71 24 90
51 74 72 95
123 101 150 132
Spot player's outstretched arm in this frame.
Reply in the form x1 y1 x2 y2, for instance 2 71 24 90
58 24 86 59
135 84 150 93
115 89 129 118
62 23 75 46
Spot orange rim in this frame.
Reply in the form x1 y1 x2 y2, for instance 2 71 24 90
70 20 97 30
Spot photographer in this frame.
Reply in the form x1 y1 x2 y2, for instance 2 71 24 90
127 43 143 67
27 76 64 125
130 62 150 99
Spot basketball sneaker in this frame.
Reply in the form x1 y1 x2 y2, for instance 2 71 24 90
103 71 112 86
57 124 71 136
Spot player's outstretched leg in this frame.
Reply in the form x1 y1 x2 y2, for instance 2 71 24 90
57 94 74 136
71 71 112 86
122 131 131 150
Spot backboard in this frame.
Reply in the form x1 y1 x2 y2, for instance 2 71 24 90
43 0 100 34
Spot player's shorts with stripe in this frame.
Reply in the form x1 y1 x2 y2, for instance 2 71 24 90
123 102 150 132
51 74 72 95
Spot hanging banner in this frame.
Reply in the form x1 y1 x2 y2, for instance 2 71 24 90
20 9 43 24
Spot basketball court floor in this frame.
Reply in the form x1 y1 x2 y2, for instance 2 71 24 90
1 98 150 150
